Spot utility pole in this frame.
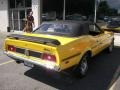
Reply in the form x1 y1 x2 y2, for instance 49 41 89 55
94 0 97 23
63 0 66 20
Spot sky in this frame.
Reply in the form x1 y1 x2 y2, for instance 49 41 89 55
107 0 120 9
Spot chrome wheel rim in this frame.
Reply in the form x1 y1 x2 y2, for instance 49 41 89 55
80 56 88 75
109 44 113 52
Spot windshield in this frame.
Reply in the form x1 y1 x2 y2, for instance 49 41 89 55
66 15 83 21
33 23 72 36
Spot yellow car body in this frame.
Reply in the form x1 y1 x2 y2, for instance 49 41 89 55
4 21 114 75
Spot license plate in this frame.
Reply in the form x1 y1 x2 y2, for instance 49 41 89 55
24 61 34 68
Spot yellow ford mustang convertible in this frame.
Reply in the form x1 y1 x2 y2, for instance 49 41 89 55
4 21 114 76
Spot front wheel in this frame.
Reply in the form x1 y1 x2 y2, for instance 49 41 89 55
107 40 114 53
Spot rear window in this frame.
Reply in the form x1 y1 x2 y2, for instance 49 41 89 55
33 23 72 36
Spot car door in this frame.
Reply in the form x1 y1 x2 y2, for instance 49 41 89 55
89 24 108 55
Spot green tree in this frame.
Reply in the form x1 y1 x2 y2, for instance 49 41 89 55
98 1 110 16
98 1 118 16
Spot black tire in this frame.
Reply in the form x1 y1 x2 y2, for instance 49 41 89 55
16 60 21 64
74 53 89 77
107 40 114 53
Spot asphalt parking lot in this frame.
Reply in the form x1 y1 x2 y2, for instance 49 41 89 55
0 32 120 90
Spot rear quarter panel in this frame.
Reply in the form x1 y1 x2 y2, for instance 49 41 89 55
57 36 92 70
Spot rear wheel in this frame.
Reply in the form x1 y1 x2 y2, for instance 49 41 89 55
74 53 89 77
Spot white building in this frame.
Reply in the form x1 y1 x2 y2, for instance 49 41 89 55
0 0 42 32
118 9 120 14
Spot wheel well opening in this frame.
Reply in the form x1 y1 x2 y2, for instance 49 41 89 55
86 51 92 58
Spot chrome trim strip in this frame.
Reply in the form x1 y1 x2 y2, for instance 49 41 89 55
62 53 81 61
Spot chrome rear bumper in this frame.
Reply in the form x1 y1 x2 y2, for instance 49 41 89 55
4 51 60 71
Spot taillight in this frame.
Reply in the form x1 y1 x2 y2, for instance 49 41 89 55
8 45 16 52
42 53 56 62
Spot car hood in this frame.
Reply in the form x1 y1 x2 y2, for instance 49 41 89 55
102 25 120 30
101 26 120 33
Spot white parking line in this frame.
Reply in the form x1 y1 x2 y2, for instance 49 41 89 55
0 60 14 66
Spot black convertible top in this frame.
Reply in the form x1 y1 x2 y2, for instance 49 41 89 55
34 20 90 37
